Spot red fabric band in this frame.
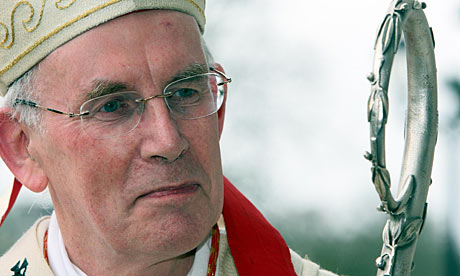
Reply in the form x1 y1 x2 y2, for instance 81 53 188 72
222 176 297 276
0 178 22 227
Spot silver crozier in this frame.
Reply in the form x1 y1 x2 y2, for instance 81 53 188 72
365 0 438 275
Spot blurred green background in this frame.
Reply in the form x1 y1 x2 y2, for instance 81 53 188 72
0 202 451 276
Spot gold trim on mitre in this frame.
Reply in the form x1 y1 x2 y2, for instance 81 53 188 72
0 0 206 96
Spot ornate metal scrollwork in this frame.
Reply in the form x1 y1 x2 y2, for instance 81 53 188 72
365 0 437 275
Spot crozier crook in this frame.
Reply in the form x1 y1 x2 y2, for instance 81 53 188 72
365 0 438 275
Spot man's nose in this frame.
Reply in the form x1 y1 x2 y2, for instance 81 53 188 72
138 100 189 162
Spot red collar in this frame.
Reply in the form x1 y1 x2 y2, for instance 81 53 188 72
222 177 297 276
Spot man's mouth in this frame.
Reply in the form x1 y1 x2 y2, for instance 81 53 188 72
139 183 199 199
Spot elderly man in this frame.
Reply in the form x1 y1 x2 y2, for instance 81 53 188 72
0 1 337 275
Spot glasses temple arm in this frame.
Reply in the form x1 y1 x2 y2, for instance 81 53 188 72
209 67 232 84
14 99 89 118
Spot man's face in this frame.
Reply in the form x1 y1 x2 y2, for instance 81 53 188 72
27 10 224 261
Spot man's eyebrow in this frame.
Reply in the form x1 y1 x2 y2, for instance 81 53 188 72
169 63 209 83
86 81 129 100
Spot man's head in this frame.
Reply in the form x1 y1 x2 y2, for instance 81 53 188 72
0 2 228 273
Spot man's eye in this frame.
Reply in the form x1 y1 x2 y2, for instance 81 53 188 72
101 100 121 113
96 96 134 114
173 88 199 99
169 89 201 105
90 95 137 121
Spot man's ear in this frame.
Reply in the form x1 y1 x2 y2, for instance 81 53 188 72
0 107 48 192
213 63 227 139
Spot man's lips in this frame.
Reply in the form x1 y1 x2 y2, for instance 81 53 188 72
138 183 199 199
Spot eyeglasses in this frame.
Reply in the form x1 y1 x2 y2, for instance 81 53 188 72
14 67 231 139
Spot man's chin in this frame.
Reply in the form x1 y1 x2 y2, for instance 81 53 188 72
119 206 217 255
134 219 214 261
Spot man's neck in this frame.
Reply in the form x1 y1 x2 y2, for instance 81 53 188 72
75 252 196 276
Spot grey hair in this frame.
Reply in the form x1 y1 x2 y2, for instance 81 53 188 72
4 65 42 130
202 37 216 66
2 37 215 131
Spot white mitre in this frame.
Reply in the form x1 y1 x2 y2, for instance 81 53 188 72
0 0 206 96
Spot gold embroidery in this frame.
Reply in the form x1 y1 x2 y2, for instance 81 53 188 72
0 23 9 46
0 0 122 76
0 0 46 49
186 0 205 22
1 1 29 49
55 0 76 10
26 0 46 32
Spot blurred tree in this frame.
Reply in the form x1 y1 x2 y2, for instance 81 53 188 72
444 78 460 276
270 210 444 276
0 204 53 255
0 203 446 275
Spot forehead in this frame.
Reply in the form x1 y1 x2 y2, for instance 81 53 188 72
35 10 204 103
